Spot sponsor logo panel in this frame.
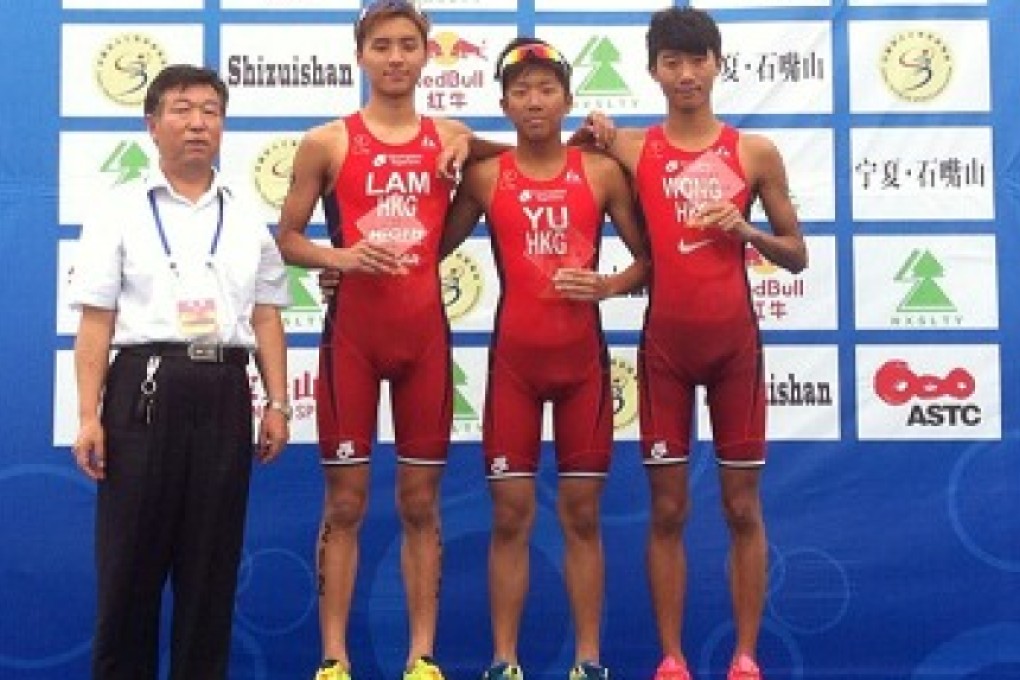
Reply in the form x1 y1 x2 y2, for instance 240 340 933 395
609 346 639 440
62 24 202 117
848 20 989 113
375 346 489 443
853 235 998 331
54 348 326 446
535 26 660 115
444 238 498 331
250 348 321 444
697 345 841 442
713 22 833 115
220 24 359 116
749 128 834 223
856 345 1001 440
415 25 517 118
56 241 81 336
219 131 317 225
59 132 156 226
749 236 837 331
851 126 993 221
598 237 648 332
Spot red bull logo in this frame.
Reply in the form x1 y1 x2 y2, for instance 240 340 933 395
427 32 487 66
745 245 779 275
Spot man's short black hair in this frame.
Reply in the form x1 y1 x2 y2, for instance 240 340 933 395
495 37 572 95
143 64 228 116
646 7 722 70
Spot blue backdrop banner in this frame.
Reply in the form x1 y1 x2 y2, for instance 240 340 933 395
0 1 1018 679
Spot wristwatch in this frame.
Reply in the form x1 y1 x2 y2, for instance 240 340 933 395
266 399 293 421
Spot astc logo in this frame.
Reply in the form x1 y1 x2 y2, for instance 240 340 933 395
873 360 980 427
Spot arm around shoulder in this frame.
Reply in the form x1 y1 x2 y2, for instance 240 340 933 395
440 160 491 258
604 127 646 176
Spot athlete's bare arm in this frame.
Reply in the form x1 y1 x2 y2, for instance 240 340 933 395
554 153 648 302
695 134 807 274
744 134 807 273
439 158 496 258
597 155 650 295
276 121 402 275
434 117 472 178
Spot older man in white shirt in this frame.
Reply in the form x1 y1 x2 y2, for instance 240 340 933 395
69 64 291 680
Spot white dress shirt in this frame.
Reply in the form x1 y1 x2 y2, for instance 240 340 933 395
70 168 290 347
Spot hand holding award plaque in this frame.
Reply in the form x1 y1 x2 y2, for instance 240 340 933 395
678 150 746 235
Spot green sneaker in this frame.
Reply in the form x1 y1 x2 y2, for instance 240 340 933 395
482 661 524 680
569 661 609 680
404 656 445 680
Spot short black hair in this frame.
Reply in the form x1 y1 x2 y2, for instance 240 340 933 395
646 7 722 70
143 64 228 116
495 37 571 95
354 0 430 52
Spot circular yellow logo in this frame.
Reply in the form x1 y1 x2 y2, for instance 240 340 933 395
440 250 483 321
880 30 953 103
95 33 168 107
610 355 639 431
253 137 300 210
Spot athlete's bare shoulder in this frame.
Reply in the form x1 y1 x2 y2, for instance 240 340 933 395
303 118 349 157
736 130 784 184
738 130 779 156
294 118 350 188
580 148 628 183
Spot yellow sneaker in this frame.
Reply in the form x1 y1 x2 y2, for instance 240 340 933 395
404 656 445 680
314 660 352 680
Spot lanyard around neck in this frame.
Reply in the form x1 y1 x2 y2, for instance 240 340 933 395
147 189 224 270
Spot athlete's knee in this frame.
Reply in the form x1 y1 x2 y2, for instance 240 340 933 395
323 488 368 531
557 494 601 543
649 489 690 536
491 492 535 542
397 483 439 532
721 491 764 536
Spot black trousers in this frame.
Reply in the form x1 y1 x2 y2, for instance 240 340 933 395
92 349 253 680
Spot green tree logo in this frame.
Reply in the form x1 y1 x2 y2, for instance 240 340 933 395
286 266 322 313
573 36 631 97
894 249 956 313
100 141 149 185
452 361 477 421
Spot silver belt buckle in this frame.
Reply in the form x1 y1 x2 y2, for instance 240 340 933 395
186 341 221 362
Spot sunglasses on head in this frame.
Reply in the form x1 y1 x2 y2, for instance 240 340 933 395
357 0 424 27
495 43 572 80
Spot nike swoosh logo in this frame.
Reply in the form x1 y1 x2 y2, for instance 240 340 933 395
678 238 713 255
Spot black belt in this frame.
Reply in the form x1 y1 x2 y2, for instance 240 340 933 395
121 342 250 366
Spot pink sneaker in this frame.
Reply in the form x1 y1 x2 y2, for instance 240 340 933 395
653 656 691 680
726 655 762 680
